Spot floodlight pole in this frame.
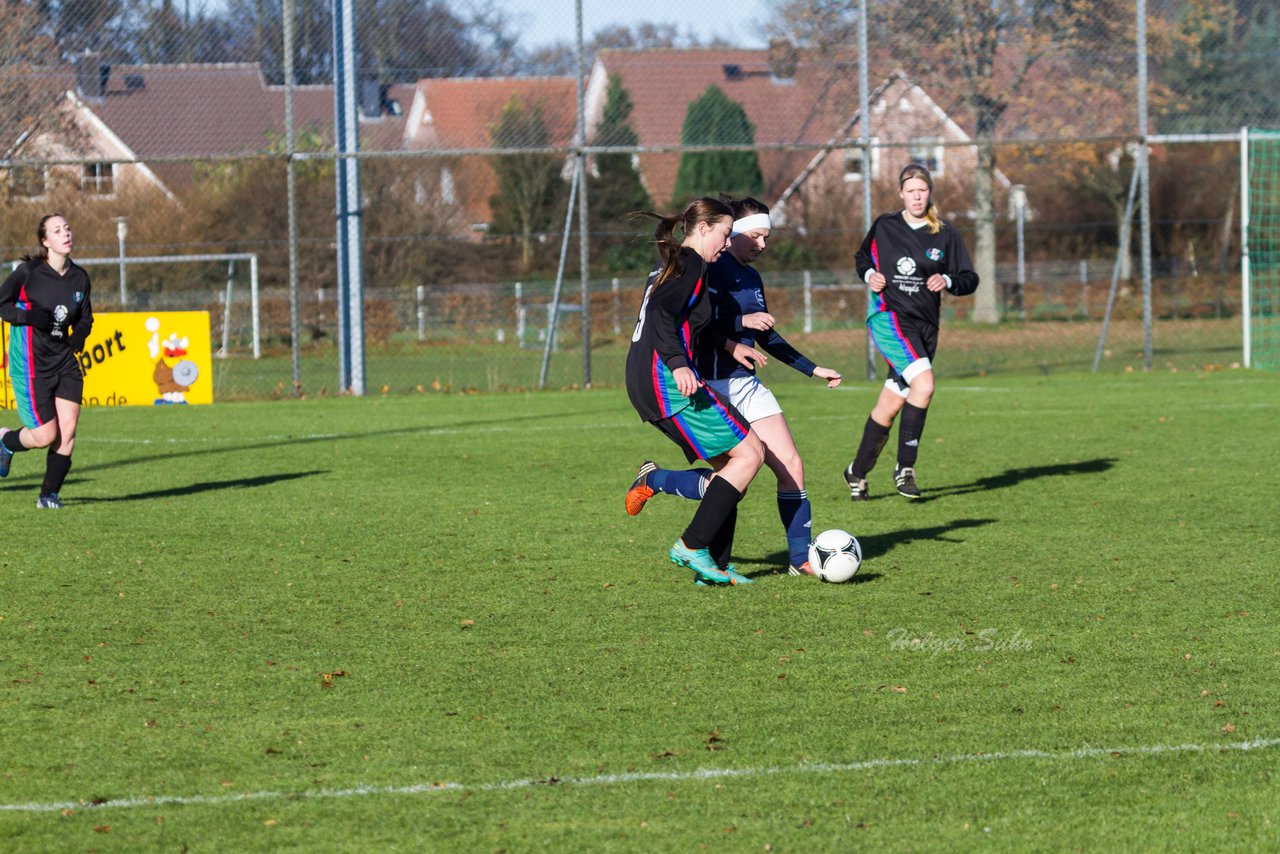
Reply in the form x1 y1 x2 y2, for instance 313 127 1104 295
858 0 875 381
1137 0 1154 370
576 0 592 389
333 0 365 395
284 0 302 394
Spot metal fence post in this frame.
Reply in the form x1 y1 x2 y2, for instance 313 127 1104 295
416 285 426 341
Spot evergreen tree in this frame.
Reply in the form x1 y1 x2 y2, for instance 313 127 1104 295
671 85 764 204
589 74 651 228
488 97 565 272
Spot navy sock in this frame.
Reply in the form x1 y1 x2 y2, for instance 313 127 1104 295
649 467 711 499
777 490 811 567
898 403 928 468
681 477 741 551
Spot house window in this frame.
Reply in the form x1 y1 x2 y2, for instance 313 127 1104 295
908 139 944 176
82 162 114 196
843 140 880 181
440 166 456 205
10 166 47 198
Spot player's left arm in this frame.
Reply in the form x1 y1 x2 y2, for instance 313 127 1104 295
940 228 979 296
68 271 94 351
758 328 816 376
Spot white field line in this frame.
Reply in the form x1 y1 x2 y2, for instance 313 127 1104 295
4 737 1277 815
81 422 632 446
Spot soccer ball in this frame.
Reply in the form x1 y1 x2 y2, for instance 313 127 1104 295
807 529 862 583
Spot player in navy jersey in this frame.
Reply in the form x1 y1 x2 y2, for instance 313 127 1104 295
624 197 768 586
842 164 979 500
0 213 94 509
625 197 843 576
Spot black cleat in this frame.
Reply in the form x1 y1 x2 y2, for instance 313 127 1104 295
842 463 869 501
894 465 921 499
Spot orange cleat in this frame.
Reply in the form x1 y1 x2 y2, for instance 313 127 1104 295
625 461 658 516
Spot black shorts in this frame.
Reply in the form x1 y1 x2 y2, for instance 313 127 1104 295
868 311 938 395
12 364 83 429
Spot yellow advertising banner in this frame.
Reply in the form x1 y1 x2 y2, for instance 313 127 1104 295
2 311 213 408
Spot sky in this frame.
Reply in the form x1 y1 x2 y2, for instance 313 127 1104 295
495 0 774 50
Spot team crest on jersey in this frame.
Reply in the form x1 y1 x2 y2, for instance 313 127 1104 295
896 256 917 276
926 248 944 261
75 292 83 303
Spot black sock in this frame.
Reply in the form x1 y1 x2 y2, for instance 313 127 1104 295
850 417 891 478
898 403 929 468
681 477 741 551
41 452 72 495
2 430 26 453
708 504 737 569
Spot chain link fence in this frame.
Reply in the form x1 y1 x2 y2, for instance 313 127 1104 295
1 0 1275 399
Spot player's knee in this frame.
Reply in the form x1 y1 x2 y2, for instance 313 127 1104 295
911 373 935 403
27 425 57 449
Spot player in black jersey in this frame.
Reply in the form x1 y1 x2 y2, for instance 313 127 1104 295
0 214 94 509
842 164 979 500
626 197 843 577
624 198 767 586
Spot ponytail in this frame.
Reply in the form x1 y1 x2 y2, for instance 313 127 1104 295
630 197 734 287
923 202 941 235
21 213 63 263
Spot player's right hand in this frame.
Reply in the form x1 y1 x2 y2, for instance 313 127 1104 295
867 271 887 293
672 366 700 398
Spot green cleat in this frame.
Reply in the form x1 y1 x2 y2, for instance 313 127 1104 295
670 539 734 585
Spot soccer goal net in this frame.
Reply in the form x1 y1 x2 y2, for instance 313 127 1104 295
1244 128 1280 370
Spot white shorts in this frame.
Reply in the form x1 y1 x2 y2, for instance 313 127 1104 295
705 375 782 423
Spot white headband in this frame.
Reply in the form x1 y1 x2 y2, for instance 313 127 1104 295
731 213 771 236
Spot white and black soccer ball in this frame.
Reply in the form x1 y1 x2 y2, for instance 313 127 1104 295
807 529 862 583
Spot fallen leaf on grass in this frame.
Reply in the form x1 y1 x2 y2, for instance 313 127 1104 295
1222 723 1236 733
93 825 111 833
876 685 908 693
320 670 349 688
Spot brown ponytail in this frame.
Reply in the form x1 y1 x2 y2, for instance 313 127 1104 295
631 197 733 287
20 213 63 263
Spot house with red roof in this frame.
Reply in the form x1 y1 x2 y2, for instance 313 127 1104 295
582 47 1000 232
401 75 580 230
4 59 412 202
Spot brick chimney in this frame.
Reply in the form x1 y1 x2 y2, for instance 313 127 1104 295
75 52 110 99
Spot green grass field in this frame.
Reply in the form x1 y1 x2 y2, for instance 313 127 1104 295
1 369 1277 851
208 315 1244 399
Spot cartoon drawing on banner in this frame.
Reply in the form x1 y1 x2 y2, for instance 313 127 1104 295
147 316 200 404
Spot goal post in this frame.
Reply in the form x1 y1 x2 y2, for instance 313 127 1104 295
74 252 261 359
1242 127 1280 370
